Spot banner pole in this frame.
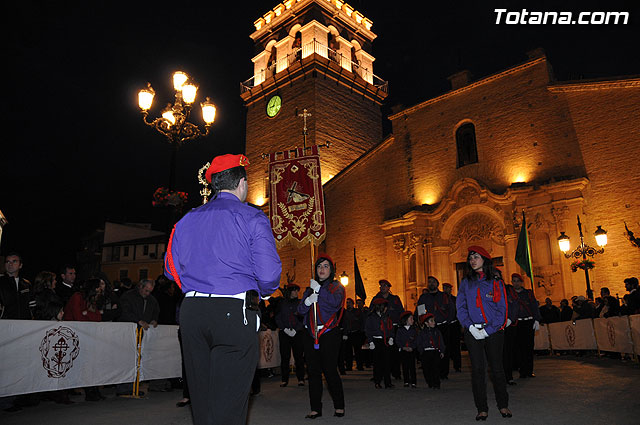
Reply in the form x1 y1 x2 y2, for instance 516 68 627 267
310 237 319 349
134 327 143 397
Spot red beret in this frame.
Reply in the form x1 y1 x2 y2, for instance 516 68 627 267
285 283 300 291
468 245 491 260
511 273 524 282
379 279 392 287
372 298 389 305
442 282 453 288
399 311 413 321
419 313 435 323
317 253 334 266
205 154 250 183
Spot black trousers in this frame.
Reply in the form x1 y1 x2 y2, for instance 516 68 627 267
421 350 440 387
400 350 417 385
502 326 517 382
372 339 392 386
178 328 190 399
516 320 535 377
303 330 345 413
464 329 509 412
448 321 462 371
436 323 450 378
278 330 305 383
344 331 365 370
180 297 259 425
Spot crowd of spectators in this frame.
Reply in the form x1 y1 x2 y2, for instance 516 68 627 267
0 252 182 411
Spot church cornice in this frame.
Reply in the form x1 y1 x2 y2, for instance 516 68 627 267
547 77 640 92
388 57 547 121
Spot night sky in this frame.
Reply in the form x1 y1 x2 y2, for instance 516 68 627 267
3 0 638 279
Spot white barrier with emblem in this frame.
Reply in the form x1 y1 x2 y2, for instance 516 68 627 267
548 319 597 350
593 317 634 354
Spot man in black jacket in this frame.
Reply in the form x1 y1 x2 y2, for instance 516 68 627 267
0 253 32 320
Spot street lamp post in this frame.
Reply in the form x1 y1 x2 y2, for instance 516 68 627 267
557 215 608 300
137 71 216 189
339 271 349 287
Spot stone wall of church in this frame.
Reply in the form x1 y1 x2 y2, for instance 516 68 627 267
390 58 588 205
560 86 640 296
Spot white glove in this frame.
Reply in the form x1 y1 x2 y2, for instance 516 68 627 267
480 329 489 338
284 328 296 337
468 325 486 340
533 320 540 331
369 341 375 350
506 318 512 327
388 337 394 346
343 335 348 341
304 293 319 306
310 279 321 293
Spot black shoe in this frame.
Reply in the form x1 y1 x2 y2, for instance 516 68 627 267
334 410 345 417
305 412 322 419
476 412 488 421
280 382 288 387
507 380 517 386
403 383 410 387
176 399 191 407
298 381 305 386
411 384 417 388
385 383 395 389
500 408 513 418
375 383 382 389
528 373 536 378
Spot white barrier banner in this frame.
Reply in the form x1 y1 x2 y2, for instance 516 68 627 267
548 319 597 350
139 325 182 380
258 330 281 369
534 324 550 350
593 317 634 353
629 314 640 355
0 320 137 397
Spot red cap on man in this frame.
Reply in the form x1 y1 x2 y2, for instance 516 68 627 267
467 245 491 260
420 313 435 323
511 273 524 282
442 282 453 289
205 154 250 183
317 253 334 266
379 279 392 288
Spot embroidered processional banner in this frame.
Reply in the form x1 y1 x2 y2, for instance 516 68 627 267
269 146 326 248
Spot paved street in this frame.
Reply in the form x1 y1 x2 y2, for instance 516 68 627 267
2 353 639 424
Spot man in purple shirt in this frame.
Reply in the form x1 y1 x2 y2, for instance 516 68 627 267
165 153 281 425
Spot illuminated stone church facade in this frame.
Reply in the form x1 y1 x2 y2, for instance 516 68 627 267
241 0 640 308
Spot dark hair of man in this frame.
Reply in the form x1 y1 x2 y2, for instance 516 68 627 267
314 256 335 283
211 166 246 194
6 252 22 262
60 264 75 275
463 253 502 282
624 277 639 287
427 275 439 285
601 287 610 295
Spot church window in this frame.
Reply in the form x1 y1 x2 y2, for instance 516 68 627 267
456 123 478 167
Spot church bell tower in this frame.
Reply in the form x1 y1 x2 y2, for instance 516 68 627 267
240 0 388 206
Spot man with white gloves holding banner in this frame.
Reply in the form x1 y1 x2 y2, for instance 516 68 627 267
165 154 282 425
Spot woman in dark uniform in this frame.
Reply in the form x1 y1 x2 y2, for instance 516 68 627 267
298 254 346 419
456 246 512 421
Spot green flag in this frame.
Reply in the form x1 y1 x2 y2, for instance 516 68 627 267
515 211 535 289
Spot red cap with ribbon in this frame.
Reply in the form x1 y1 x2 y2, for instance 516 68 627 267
205 154 250 183
379 279 392 288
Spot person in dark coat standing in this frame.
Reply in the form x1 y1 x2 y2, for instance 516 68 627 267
275 283 305 387
442 282 462 373
510 273 541 379
457 246 511 421
417 313 445 389
298 254 346 419
415 276 453 379
365 298 394 389
370 279 403 380
539 298 560 323
0 253 33 320
559 299 573 321
503 281 520 385
341 297 365 371
395 311 417 387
